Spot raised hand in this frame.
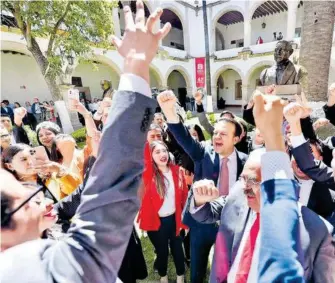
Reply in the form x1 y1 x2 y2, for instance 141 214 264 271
14 107 27 127
111 0 171 83
157 90 179 122
283 102 304 124
193 179 219 207
253 92 286 151
294 92 311 118
313 118 330 131
69 98 88 115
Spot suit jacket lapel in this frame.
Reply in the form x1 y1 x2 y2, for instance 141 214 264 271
281 63 295 85
236 151 243 181
231 207 251 262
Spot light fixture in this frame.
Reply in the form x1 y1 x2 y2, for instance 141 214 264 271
262 22 266 29
67 55 74 66
194 0 199 17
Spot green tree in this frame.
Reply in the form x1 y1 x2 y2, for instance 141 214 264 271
3 0 115 100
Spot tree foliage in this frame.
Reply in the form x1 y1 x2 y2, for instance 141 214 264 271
3 0 116 98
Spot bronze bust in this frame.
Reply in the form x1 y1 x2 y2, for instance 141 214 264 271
100 80 114 99
260 40 302 86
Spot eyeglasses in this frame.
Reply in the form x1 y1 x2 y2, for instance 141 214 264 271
1 183 56 227
241 176 261 187
1 134 10 138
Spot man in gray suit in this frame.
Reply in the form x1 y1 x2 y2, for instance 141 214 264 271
0 2 171 282
190 149 335 283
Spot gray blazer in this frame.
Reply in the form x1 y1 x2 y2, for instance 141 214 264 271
191 181 335 283
0 91 156 283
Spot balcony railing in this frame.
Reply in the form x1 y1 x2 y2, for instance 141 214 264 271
214 47 243 59
162 46 187 59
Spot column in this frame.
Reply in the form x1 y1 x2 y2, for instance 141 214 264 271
208 85 217 112
244 18 252 48
286 4 298 41
183 7 190 54
112 7 121 38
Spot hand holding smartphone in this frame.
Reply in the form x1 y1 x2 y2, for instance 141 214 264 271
34 146 50 166
68 89 80 111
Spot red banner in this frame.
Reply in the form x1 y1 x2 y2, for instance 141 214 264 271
195 57 205 88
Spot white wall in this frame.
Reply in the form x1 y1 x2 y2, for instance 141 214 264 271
162 26 184 49
216 21 244 50
217 70 242 105
1 53 51 104
72 62 120 99
251 12 288 44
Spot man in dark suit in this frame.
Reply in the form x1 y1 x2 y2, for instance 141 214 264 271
0 111 30 145
0 2 170 282
1 100 14 122
190 149 335 283
284 102 335 224
158 91 248 283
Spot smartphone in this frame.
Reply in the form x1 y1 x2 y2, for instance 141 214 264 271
68 89 80 110
34 146 49 165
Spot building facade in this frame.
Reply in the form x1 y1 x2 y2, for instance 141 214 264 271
1 0 335 110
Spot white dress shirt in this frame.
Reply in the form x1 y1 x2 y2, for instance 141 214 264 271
158 170 176 216
298 178 314 206
228 210 260 283
218 151 238 192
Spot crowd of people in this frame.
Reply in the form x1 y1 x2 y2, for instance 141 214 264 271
1 1 335 283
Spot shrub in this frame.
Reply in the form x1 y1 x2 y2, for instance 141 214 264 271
208 113 216 126
71 127 87 144
186 110 193 120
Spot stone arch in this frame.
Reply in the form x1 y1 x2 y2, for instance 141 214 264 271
0 40 31 56
213 64 244 85
149 64 164 88
164 65 192 90
245 60 273 82
248 0 288 21
212 5 246 25
160 5 186 50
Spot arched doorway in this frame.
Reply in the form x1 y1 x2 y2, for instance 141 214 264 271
167 70 187 109
149 67 163 89
161 9 184 50
215 11 244 51
251 1 288 44
71 61 120 100
118 1 151 36
215 69 243 106
247 64 271 100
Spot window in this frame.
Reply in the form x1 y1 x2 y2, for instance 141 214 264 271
294 28 301 38
235 80 242 100
72 77 83 87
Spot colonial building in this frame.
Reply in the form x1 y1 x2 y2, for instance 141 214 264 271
1 0 335 110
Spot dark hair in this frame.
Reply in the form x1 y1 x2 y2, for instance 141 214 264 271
219 111 235 119
187 124 205 142
2 100 9 105
1 191 14 229
50 134 76 163
36 122 61 146
43 101 50 106
2 144 32 178
14 102 21 107
216 118 242 138
149 141 171 198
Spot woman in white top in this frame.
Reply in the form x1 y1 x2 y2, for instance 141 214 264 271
138 141 188 283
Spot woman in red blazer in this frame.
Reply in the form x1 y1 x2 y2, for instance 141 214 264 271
138 140 188 283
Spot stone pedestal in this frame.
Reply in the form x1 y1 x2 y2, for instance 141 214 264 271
56 84 82 134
